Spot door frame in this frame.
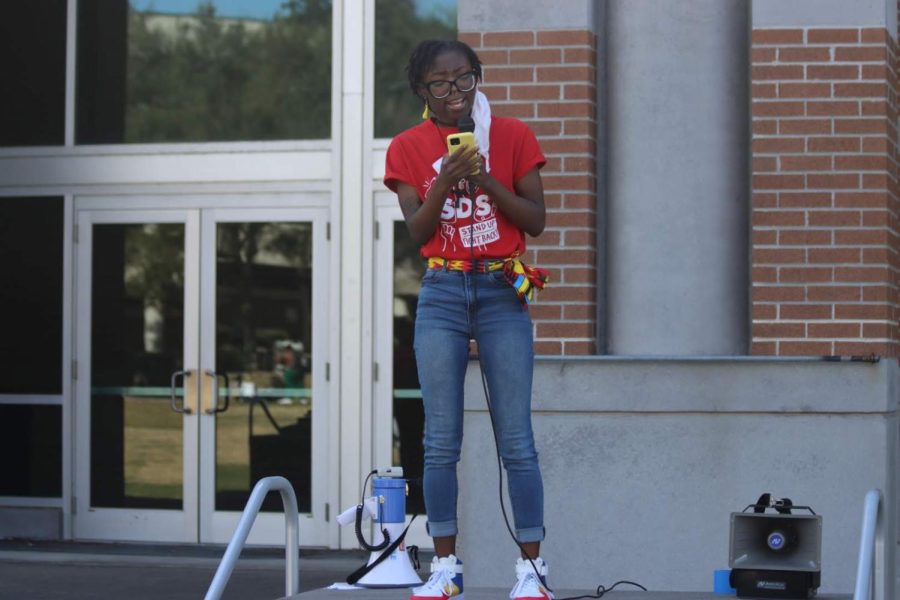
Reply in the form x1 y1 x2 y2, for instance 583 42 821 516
199 206 331 545
72 207 201 542
72 195 333 546
373 194 430 549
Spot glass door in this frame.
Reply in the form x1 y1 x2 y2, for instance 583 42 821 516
200 208 330 545
74 204 330 545
73 209 200 542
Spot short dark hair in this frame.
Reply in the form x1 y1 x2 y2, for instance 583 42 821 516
406 39 483 98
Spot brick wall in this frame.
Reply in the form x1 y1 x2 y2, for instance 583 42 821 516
459 29 598 356
460 22 898 359
751 27 900 357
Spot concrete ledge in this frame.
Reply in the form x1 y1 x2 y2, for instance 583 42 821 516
465 356 899 414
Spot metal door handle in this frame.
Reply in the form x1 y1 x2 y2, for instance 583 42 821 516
170 370 194 414
205 370 230 414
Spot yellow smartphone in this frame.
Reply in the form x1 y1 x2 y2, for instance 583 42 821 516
446 132 480 174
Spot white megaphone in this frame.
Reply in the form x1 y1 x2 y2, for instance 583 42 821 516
336 467 422 588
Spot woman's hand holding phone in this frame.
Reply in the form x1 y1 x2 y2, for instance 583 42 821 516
439 134 481 190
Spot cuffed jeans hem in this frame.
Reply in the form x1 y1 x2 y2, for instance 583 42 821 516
516 526 545 543
426 519 458 538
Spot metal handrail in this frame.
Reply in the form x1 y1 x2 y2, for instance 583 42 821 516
853 488 885 600
205 476 300 600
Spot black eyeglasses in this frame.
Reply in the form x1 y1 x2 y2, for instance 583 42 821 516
423 71 477 99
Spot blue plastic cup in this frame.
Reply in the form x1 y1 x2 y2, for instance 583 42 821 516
713 569 735 595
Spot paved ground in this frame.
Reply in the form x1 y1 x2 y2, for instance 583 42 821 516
0 540 370 599
0 541 852 600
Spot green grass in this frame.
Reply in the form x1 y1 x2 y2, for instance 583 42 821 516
119 397 311 504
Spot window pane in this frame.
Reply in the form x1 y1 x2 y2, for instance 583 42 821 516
0 405 63 497
90 223 186 509
374 0 457 139
1 2 66 146
213 222 314 513
76 0 332 144
0 198 64 394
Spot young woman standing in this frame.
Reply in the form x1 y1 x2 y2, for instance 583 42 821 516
383 39 552 600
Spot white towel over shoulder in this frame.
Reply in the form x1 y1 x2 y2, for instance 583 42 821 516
472 90 491 172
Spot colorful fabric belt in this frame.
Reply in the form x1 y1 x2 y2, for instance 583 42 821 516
427 257 506 272
426 257 549 306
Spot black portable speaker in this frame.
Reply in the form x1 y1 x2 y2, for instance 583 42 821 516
729 496 822 599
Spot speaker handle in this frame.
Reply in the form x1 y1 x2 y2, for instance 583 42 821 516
744 493 816 515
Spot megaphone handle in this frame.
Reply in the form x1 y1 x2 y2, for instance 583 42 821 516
354 503 390 552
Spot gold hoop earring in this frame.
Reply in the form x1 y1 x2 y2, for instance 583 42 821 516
421 100 429 120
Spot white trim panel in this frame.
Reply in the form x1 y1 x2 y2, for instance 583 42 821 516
0 150 332 188
74 193 330 211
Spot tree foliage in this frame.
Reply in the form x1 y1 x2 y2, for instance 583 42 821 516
374 0 456 138
126 0 332 142
124 0 454 143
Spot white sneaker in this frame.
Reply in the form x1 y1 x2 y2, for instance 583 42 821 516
410 554 464 600
510 557 553 600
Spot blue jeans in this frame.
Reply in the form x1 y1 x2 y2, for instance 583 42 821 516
413 268 545 543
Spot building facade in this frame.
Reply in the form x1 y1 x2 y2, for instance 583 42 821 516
1 0 897 593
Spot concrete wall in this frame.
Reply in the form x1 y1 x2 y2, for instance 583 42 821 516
458 357 898 593
605 0 751 355
754 0 898 39
459 0 596 32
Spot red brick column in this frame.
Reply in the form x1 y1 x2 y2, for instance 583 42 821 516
751 27 899 357
459 29 598 356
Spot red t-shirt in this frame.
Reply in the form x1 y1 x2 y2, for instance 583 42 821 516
383 116 546 260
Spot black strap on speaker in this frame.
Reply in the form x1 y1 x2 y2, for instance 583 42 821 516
346 514 418 586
